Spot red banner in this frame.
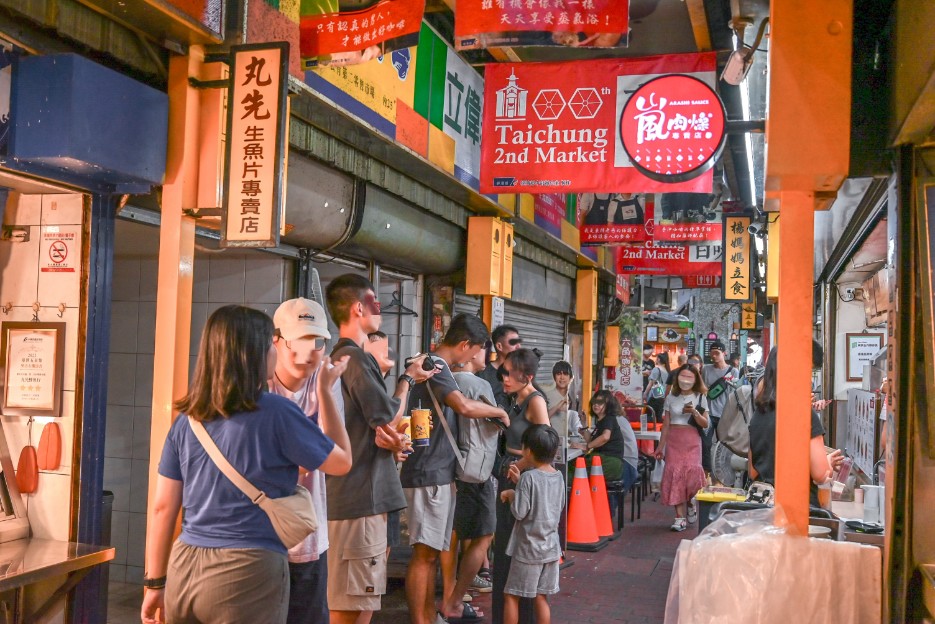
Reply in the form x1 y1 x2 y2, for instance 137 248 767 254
300 0 423 66
480 53 717 194
533 193 567 238
616 274 632 304
614 241 722 276
455 0 629 50
578 193 653 244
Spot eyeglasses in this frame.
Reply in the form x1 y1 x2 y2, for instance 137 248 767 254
507 337 522 346
362 293 382 315
285 337 326 358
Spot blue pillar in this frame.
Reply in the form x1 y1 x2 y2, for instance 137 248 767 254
71 193 117 623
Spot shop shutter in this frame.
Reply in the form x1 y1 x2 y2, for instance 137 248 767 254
503 300 567 385
454 292 483 318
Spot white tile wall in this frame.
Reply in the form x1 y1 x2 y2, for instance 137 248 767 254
0 192 85 545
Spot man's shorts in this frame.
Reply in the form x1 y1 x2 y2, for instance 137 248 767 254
504 560 560 598
327 514 388 612
404 483 456 551
453 477 496 540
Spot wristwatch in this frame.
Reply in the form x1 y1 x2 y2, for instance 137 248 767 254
143 575 167 589
399 374 415 388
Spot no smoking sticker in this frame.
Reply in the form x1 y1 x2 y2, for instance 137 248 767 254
40 226 79 273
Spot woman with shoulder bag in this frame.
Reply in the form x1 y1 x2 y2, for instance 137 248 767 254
142 306 352 624
492 348 550 623
643 352 671 425
655 365 709 532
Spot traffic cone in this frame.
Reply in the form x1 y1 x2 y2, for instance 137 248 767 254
566 457 608 551
589 456 616 538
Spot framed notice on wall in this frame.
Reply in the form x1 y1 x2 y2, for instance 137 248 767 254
0 322 66 417
845 332 884 382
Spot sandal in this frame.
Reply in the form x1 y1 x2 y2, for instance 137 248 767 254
670 517 688 532
442 603 484 624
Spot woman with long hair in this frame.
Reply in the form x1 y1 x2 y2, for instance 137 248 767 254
141 306 351 624
748 347 844 507
574 389 638 488
644 352 671 424
655 364 709 532
492 348 550 623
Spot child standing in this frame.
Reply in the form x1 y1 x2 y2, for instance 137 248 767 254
499 425 565 624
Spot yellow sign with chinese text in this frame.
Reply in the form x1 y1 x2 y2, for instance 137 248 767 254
223 43 289 248
741 301 757 330
722 216 753 303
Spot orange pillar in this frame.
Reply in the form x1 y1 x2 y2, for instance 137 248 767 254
774 191 815 535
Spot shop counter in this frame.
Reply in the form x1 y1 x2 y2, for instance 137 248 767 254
0 538 114 622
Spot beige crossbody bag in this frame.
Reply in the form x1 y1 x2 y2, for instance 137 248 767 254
188 416 318 549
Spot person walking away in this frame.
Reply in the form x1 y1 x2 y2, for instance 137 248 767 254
493 349 550 624
324 274 436 624
479 325 523 408
700 341 740 476
439 337 512 622
545 361 580 439
643 352 670 426
402 313 510 624
142 305 352 624
500 425 565 624
271 298 353 624
655 365 709 531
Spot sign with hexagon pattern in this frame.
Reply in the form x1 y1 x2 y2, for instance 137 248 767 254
479 53 717 194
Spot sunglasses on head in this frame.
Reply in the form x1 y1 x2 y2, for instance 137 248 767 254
507 337 522 346
591 399 606 406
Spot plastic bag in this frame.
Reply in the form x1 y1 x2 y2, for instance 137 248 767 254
651 458 664 488
664 507 882 624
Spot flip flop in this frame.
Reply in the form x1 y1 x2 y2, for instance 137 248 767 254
444 602 484 624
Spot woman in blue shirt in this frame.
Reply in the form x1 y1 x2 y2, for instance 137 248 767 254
142 305 351 624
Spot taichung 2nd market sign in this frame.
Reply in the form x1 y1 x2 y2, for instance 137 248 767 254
479 52 725 195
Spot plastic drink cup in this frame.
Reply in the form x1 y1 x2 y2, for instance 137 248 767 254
411 409 432 447
399 415 411 436
817 481 833 511
640 411 647 432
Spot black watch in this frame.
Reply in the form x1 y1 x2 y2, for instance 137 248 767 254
399 374 415 388
143 575 167 589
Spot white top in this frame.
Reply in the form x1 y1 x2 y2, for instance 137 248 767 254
664 392 708 426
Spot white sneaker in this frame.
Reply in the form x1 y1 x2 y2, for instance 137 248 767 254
687 506 697 524
670 517 688 532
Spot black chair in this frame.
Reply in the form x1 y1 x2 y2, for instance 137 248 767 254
605 471 642 529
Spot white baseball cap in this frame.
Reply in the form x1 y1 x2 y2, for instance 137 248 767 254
274 298 331 341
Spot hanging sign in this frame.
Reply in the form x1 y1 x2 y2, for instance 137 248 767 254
682 275 721 288
614 241 722 276
222 43 289 249
578 193 653 244
741 301 758 330
533 193 567 238
455 0 629 51
721 215 753 302
619 74 726 183
300 0 423 67
615 274 631 305
479 53 717 195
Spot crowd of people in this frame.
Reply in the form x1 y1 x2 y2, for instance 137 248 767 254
141 276 597 624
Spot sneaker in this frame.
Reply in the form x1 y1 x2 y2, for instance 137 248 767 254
478 566 491 581
470 574 493 593
670 518 688 532
687 507 697 524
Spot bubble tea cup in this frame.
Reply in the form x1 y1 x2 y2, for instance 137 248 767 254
411 408 432 447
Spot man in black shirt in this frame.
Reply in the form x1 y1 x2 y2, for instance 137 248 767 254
478 324 523 408
403 314 509 624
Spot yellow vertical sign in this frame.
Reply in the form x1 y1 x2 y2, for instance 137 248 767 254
722 215 753 302
741 301 757 330
222 43 289 248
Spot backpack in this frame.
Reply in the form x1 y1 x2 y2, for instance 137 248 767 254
717 385 754 457
428 378 502 484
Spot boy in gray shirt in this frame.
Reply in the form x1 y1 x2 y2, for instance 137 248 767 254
500 425 565 624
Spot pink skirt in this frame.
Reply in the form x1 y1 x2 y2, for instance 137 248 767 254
660 425 706 506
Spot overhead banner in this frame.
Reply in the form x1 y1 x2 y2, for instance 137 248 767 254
455 0 629 51
721 215 753 302
299 0 423 67
222 43 289 248
533 193 567 238
578 193 653 245
653 192 721 243
614 241 722 276
479 53 718 194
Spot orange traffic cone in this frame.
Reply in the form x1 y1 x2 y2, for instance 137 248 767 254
566 457 607 551
589 456 615 538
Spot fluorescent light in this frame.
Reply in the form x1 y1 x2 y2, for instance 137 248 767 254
740 78 757 206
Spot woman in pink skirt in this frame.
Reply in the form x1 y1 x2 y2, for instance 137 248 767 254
655 365 709 531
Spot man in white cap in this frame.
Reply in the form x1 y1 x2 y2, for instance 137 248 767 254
271 298 353 624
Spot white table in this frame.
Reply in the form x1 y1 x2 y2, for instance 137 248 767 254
635 431 662 441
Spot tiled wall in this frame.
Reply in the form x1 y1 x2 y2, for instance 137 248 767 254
0 193 85 543
104 219 293 584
